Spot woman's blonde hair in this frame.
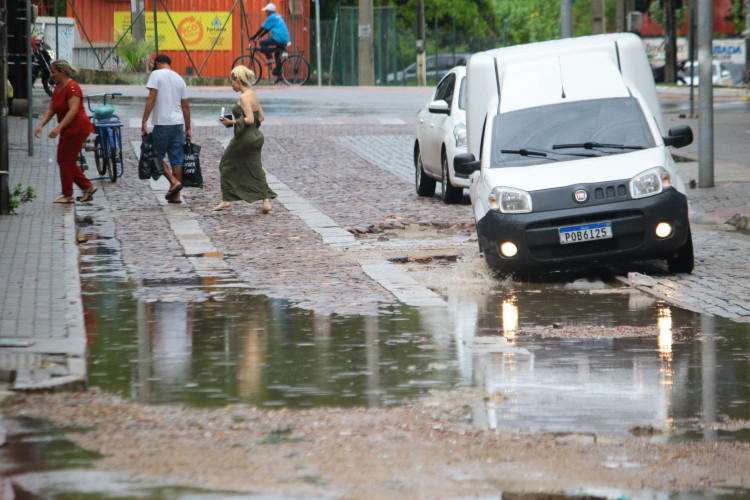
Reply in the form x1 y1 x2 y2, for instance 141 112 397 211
230 65 255 87
51 59 79 77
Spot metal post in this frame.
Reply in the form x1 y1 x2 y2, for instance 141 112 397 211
314 0 321 86
153 0 158 54
26 0 32 156
698 0 714 187
561 0 572 38
0 0 8 215
688 0 696 117
54 0 59 57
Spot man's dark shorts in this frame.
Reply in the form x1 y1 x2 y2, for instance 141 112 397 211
152 124 185 167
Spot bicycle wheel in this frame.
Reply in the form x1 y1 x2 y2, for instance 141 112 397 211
106 128 118 183
281 55 310 86
113 127 123 182
94 135 108 176
231 55 262 85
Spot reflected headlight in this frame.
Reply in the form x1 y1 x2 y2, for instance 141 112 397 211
48 50 55 59
453 123 467 150
630 167 672 199
489 187 532 213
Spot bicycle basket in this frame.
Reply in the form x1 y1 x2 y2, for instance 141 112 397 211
94 104 115 118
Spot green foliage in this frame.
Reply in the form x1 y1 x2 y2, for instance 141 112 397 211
731 0 746 34
8 183 36 214
647 1 690 31
494 1 561 45
114 30 155 73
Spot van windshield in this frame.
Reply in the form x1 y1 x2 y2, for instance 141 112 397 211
491 97 657 168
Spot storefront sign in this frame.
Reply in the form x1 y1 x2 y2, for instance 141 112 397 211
114 12 232 50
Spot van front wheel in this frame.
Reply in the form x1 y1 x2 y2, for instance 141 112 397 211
667 228 694 274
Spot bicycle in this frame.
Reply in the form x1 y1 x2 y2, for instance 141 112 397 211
231 38 310 86
78 93 123 183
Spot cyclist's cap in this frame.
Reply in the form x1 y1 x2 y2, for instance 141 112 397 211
154 54 171 65
262 3 276 12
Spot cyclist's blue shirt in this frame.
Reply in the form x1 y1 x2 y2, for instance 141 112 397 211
262 13 290 45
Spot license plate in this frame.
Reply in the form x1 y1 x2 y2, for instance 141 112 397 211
558 222 612 245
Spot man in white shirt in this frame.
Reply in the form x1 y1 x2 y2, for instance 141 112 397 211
141 54 191 203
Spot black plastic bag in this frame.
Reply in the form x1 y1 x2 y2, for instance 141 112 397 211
181 141 203 188
138 133 164 181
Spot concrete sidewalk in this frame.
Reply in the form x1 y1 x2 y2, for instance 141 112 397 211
0 116 87 390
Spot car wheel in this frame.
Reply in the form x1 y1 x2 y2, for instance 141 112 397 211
667 228 694 274
441 151 463 204
415 144 436 197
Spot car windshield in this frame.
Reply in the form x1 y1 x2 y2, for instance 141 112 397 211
490 97 656 168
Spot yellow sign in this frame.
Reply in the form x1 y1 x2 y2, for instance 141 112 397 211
115 12 232 51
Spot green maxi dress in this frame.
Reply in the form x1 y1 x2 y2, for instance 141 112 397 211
218 104 277 203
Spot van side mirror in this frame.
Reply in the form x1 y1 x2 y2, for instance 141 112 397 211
427 100 450 115
664 125 693 148
454 153 480 175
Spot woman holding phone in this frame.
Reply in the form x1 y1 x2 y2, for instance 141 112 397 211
213 65 275 213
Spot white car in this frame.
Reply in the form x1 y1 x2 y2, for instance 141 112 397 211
677 60 733 86
413 66 467 204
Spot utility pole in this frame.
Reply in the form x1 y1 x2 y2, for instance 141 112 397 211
0 0 8 215
561 0 572 38
616 0 635 32
131 0 145 41
698 0 714 187
358 0 374 85
591 0 605 35
664 0 677 83
415 0 425 86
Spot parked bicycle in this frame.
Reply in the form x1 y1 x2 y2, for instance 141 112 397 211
78 93 123 183
231 38 310 86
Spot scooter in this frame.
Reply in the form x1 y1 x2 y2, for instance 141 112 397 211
31 35 56 97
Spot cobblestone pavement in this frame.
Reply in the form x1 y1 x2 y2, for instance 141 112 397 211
86 114 750 322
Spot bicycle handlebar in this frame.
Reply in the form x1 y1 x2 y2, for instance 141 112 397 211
83 93 122 113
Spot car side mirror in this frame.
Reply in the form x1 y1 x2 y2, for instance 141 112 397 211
664 125 693 148
427 100 450 115
454 153 480 175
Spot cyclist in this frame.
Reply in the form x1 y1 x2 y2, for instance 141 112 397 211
250 3 290 84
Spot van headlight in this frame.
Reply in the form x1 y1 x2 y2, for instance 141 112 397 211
453 123 467 150
489 187 532 213
630 167 672 199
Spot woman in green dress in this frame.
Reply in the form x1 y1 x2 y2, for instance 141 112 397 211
213 65 276 212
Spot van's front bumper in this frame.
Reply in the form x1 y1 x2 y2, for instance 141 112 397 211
476 189 690 274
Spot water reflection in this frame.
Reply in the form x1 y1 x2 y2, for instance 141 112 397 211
77 213 750 441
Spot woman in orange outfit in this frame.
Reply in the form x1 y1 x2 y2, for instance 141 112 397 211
34 59 96 203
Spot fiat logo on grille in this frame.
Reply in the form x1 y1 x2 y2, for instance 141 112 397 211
574 189 588 203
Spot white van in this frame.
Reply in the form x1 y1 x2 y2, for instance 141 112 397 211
454 33 695 275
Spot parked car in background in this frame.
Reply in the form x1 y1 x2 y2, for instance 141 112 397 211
413 66 467 204
387 52 471 84
677 60 733 86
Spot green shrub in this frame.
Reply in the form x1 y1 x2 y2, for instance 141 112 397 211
114 30 155 72
8 183 36 214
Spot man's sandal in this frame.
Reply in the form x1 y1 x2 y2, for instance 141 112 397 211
53 197 75 204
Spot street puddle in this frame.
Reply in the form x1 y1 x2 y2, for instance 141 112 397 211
73 210 750 443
